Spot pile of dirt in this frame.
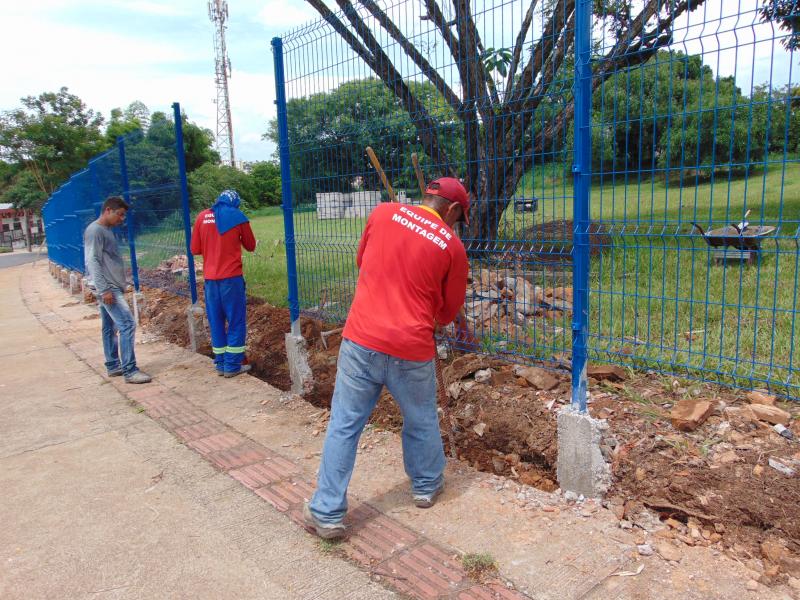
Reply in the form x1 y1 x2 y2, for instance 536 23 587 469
139 286 800 585
500 219 608 262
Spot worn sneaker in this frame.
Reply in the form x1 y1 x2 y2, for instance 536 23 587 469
124 370 152 384
223 364 252 378
107 368 124 377
413 483 444 508
216 370 225 377
303 502 346 540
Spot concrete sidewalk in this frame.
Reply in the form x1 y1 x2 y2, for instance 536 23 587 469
1 261 789 599
0 263 395 600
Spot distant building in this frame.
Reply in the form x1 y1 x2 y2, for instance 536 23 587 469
0 204 43 247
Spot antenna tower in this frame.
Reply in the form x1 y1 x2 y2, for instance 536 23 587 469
209 0 235 166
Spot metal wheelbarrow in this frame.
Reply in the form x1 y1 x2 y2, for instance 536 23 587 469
691 210 776 263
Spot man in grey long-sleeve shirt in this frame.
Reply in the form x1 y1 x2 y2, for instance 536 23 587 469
84 196 151 384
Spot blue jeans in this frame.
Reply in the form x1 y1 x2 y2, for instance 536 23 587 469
98 288 138 376
309 338 445 524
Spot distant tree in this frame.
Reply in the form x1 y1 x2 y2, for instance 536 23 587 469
249 161 282 206
265 78 462 202
188 163 259 212
147 111 220 172
0 87 106 209
106 101 151 145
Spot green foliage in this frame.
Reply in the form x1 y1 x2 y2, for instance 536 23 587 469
249 161 282 206
759 0 800 50
106 101 150 145
188 163 259 212
264 78 463 202
146 111 219 172
0 87 107 208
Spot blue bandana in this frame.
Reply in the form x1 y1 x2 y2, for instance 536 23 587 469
212 189 249 235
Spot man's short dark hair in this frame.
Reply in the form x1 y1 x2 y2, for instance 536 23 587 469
102 196 129 212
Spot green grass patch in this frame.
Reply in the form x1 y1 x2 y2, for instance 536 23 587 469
461 553 498 578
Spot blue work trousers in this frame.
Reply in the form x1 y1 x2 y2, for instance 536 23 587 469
204 276 247 373
309 338 445 524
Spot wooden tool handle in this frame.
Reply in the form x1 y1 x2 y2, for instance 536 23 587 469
366 146 397 203
411 152 426 197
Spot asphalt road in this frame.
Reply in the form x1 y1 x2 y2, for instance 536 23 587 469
0 251 45 269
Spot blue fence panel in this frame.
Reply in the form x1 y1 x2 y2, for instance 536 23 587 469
42 105 197 301
275 0 800 399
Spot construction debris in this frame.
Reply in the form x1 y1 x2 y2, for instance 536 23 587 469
670 399 715 432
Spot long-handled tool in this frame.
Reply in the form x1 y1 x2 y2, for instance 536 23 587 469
366 146 396 203
411 152 426 198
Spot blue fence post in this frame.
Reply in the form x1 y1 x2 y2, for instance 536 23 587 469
171 102 199 305
272 36 302 336
116 137 140 292
571 0 592 413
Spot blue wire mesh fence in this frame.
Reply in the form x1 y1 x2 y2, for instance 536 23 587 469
41 105 196 300
275 0 800 399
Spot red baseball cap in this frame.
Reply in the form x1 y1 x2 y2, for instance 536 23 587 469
425 177 470 225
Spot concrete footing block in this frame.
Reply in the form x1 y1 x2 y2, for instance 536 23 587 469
285 333 314 396
132 291 145 325
60 269 69 287
186 303 206 353
556 406 612 498
68 272 79 294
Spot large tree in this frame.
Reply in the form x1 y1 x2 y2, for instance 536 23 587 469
0 87 106 209
301 0 706 242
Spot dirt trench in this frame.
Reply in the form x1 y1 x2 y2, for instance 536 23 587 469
138 285 800 587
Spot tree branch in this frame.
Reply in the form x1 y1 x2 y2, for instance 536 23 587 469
453 0 497 119
317 0 456 175
505 0 539 100
359 0 464 115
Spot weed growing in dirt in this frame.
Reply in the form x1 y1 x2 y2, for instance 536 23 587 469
317 538 342 554
461 553 498 578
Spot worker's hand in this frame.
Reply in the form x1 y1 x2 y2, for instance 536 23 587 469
102 291 115 305
454 310 477 346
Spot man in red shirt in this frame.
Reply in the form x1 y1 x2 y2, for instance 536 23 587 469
304 177 470 539
190 190 257 377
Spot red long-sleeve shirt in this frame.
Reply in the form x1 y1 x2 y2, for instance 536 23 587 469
190 209 256 280
342 203 469 361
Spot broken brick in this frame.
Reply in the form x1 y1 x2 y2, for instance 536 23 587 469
747 390 777 406
516 366 559 390
586 364 628 382
748 403 790 426
670 399 714 432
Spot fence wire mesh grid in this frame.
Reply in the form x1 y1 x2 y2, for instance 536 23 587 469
277 0 800 399
42 106 196 300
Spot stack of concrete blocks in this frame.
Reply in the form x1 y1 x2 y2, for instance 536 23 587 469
345 191 381 218
316 192 347 220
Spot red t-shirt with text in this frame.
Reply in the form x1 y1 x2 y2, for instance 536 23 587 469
190 209 256 280
343 203 468 361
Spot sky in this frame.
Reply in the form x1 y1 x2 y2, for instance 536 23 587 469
0 0 319 162
1 1 795 165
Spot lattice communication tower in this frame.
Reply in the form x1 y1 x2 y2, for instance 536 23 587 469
209 0 235 166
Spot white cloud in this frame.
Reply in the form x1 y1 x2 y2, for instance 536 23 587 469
256 0 318 30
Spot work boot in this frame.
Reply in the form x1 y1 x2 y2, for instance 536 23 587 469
303 502 346 540
413 482 444 508
223 364 252 378
107 368 124 377
125 370 152 384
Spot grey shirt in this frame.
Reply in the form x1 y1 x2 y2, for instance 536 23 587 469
84 221 128 294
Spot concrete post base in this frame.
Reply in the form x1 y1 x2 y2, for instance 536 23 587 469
285 333 314 396
60 269 69 287
68 272 80 295
132 292 146 326
186 303 206 353
556 406 612 498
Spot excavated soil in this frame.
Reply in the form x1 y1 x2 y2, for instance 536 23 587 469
139 286 800 584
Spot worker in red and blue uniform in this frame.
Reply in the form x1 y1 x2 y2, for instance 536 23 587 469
190 190 257 378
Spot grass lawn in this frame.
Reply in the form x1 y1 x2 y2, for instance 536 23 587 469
239 163 800 396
